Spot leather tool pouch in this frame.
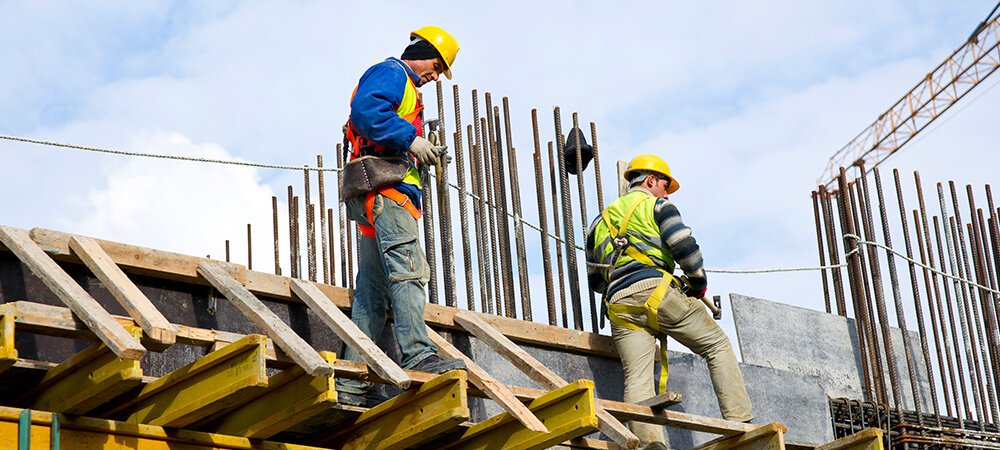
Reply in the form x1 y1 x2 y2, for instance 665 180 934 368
341 155 411 200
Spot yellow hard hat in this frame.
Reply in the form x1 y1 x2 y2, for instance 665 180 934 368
623 154 680 194
411 26 459 80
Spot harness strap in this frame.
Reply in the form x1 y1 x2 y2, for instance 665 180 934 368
358 188 422 238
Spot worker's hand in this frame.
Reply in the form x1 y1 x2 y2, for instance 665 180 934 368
685 275 707 299
409 136 439 166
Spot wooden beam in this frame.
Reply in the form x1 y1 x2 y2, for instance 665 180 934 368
119 334 269 428
19 326 144 414
69 236 177 349
198 351 337 439
198 262 332 378
0 406 336 449
0 304 17 374
596 398 759 436
314 370 470 450
427 326 548 433
442 379 599 450
453 310 639 450
25 227 619 358
0 226 146 360
813 429 882 450
636 391 683 409
290 279 409 388
689 422 786 450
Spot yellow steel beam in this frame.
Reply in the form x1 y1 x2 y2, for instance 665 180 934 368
19 326 143 414
314 369 470 450
814 428 883 450
690 422 787 450
0 406 335 449
442 379 599 450
0 303 17 374
198 351 337 439
115 334 269 428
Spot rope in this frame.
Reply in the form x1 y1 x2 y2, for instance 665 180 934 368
5 133 1000 296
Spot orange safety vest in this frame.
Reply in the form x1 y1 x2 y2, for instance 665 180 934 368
345 60 424 237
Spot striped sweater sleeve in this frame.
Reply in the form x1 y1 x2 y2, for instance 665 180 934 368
653 199 707 294
585 215 607 294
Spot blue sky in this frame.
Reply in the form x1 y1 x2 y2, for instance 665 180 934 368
2 1 999 344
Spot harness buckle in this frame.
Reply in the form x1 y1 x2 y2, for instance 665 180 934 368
612 236 630 251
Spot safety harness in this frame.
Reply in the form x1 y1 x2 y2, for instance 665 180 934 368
599 192 676 394
345 59 425 237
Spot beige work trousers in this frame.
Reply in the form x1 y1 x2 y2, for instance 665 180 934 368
610 285 753 449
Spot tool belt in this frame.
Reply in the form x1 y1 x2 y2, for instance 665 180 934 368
341 155 411 201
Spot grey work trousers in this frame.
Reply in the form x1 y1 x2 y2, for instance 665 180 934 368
610 285 753 449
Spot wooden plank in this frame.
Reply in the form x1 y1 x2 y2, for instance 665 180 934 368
314 370 470 450
0 226 146 360
290 279 409 388
595 398 759 436
635 391 683 409
29 227 247 285
428 326 548 433
442 379 599 450
0 304 17 374
119 334 269 427
198 262 332 377
20 326 144 414
690 422 786 450
0 406 336 449
454 310 639 450
199 351 337 439
24 227 618 358
566 437 623 450
814 429 882 450
69 235 178 348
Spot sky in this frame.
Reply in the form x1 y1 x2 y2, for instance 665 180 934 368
2 1 999 352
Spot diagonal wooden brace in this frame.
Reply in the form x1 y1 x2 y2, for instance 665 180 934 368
454 310 639 450
198 262 332 377
291 279 409 388
0 226 145 360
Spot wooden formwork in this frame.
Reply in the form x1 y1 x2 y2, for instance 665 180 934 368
0 225 798 450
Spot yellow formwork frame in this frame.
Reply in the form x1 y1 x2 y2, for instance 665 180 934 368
24 326 144 414
0 304 16 374
814 428 883 450
442 379 599 450
121 334 269 428
200 351 338 439
316 369 470 450
691 422 787 450
0 406 335 449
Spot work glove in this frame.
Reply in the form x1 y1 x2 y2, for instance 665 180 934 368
680 275 707 299
409 136 439 166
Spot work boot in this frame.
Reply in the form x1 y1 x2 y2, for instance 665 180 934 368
411 354 466 374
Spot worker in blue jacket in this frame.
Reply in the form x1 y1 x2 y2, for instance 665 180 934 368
336 26 465 408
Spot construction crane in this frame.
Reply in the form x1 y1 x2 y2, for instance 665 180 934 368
818 6 1000 189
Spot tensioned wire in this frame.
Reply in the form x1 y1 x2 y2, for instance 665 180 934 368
4 133 998 295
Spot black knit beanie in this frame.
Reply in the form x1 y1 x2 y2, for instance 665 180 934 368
401 37 442 62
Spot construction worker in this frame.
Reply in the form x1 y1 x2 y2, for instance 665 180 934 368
336 26 465 407
585 154 752 449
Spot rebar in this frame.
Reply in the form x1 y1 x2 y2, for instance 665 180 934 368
572 113 598 333
294 195 301 278
549 141 570 329
504 98 532 321
836 173 876 402
968 187 1000 423
337 143 348 287
318 155 329 284
288 186 297 279
590 122 605 212
225 239 230 263
891 169 939 423
533 110 557 326
247 224 252 271
913 207 953 419
422 161 438 305
272 196 281 276
848 179 887 405
949 181 991 426
481 116 501 316
305 168 316 282
471 91 494 314
813 190 833 314
488 98 516 318
933 214 971 419
328 208 335 286
453 86 475 311
940 181 986 423
821 185 848 316
435 81 457 308
468 126 486 313
555 107 583 331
